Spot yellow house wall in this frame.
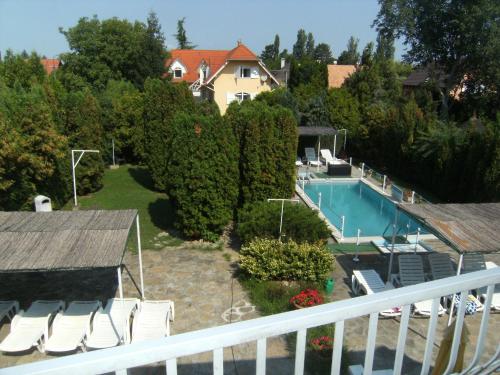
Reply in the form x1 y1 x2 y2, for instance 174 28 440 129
212 61 273 114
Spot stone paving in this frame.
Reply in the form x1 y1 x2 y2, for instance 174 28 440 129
0 237 499 374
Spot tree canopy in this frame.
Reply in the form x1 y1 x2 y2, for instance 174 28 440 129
337 36 360 65
174 17 196 49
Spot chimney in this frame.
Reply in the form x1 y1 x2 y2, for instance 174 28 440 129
281 58 286 69
237 39 242 46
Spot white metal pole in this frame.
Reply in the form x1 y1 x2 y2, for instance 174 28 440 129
448 254 463 326
117 266 123 299
349 157 352 166
383 175 387 192
411 191 415 204
343 129 347 150
333 134 337 159
301 178 305 191
317 136 321 172
341 216 345 240
406 223 410 241
72 150 77 206
387 224 397 284
279 200 284 240
136 214 145 299
353 229 360 262
361 163 365 178
414 228 420 253
112 139 115 166
318 192 322 210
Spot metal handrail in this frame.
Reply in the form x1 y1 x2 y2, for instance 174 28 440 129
5 268 500 375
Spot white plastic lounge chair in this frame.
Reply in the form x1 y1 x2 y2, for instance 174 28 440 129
480 262 500 312
295 157 303 166
304 148 322 166
351 270 402 317
0 300 64 353
45 300 101 353
0 301 19 323
397 255 446 316
320 149 340 165
131 300 175 343
85 298 139 350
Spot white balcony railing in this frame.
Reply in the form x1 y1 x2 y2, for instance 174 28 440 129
3 268 500 375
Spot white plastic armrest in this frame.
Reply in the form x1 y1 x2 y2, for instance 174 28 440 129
11 310 24 331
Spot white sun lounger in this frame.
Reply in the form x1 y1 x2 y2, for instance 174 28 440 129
351 270 402 317
397 255 446 316
304 148 322 166
320 149 341 165
85 298 139 350
480 262 500 311
0 300 64 353
131 300 175 343
45 300 101 353
0 301 19 323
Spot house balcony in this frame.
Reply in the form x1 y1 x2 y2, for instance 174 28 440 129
3 268 499 375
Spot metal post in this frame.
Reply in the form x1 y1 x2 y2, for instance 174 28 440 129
349 157 352 166
279 200 285 239
343 129 347 150
411 191 415 204
117 266 123 299
361 163 365 178
353 229 361 262
301 178 305 191
341 215 345 240
317 136 321 172
414 228 420 253
136 214 145 299
448 254 464 326
383 175 387 192
406 223 410 241
387 224 397 284
71 151 77 206
318 192 322 210
333 134 337 159
112 139 116 167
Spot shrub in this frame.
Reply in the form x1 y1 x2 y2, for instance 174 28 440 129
164 112 238 240
225 100 298 206
237 201 330 244
239 238 334 281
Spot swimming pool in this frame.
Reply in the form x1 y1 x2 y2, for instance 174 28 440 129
303 181 426 238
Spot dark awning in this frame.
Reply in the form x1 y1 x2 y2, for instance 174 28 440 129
0 210 138 272
298 127 338 136
397 203 500 254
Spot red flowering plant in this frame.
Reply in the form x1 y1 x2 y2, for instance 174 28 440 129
289 289 323 309
310 336 334 356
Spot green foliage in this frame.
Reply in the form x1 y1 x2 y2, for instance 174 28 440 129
0 83 70 210
289 58 328 91
175 17 196 49
325 88 362 137
337 36 360 65
314 43 334 64
142 78 196 190
225 101 298 206
99 80 144 162
236 201 330 245
260 34 281 69
165 112 239 240
0 50 46 89
292 29 307 59
239 238 334 281
60 14 167 90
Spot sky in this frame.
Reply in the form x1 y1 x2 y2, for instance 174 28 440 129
0 0 404 59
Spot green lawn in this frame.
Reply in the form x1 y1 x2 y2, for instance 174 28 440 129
64 164 183 249
327 242 378 254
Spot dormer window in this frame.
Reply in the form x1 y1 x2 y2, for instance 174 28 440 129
239 67 251 78
235 92 251 103
174 68 183 78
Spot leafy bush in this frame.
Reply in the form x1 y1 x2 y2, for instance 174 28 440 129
237 201 330 244
225 100 298 206
239 238 334 281
164 112 238 240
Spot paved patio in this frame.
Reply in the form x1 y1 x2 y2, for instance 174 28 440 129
0 238 498 374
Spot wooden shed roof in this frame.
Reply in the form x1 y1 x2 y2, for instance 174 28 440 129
298 127 338 136
0 210 137 272
398 203 500 254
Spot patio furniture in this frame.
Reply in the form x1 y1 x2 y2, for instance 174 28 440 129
85 298 139 350
131 300 175 343
45 300 101 353
0 300 65 353
462 253 486 273
0 301 19 323
295 157 303 166
480 262 500 311
304 148 322 167
351 269 402 317
320 149 336 165
397 255 446 316
428 253 455 280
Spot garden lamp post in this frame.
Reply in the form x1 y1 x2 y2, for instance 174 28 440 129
71 149 100 207
267 198 300 240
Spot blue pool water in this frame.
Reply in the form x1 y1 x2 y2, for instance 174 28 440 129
304 181 426 237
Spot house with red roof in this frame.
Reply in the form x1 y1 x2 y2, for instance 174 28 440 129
40 58 61 75
166 42 279 114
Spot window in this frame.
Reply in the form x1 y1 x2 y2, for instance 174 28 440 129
235 92 251 103
174 68 182 78
239 67 251 78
